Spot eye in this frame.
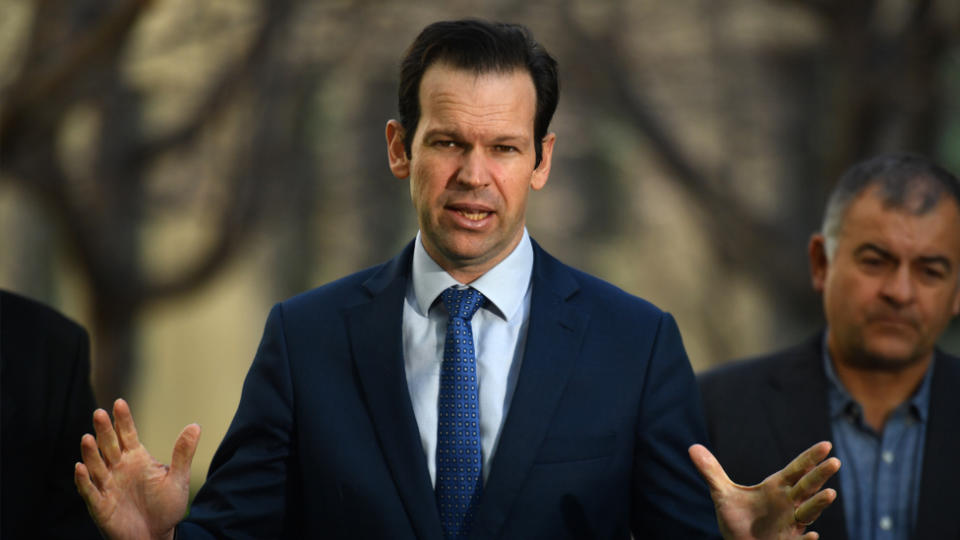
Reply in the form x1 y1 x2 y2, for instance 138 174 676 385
856 254 892 275
432 140 459 149
921 266 946 280
493 145 518 153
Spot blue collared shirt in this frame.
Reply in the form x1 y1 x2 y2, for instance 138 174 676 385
403 230 534 486
822 338 933 540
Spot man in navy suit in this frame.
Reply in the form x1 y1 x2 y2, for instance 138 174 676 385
700 154 960 540
75 20 838 539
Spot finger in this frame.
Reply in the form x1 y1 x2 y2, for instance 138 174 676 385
688 444 733 493
80 432 110 490
789 456 841 501
170 423 201 484
112 398 142 452
93 408 122 466
74 461 104 508
779 441 832 486
801 533 819 540
794 487 837 527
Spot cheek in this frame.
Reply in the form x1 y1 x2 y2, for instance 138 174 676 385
411 158 454 198
824 272 869 320
409 166 437 203
924 288 960 324
500 175 533 206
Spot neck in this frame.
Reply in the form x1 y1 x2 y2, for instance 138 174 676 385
830 351 932 432
422 231 527 285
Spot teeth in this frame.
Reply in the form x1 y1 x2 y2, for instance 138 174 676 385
458 210 489 221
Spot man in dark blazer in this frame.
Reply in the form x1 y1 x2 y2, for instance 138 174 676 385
75 20 839 539
1 289 102 539
700 154 960 540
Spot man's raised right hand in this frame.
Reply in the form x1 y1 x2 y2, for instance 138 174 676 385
74 399 200 540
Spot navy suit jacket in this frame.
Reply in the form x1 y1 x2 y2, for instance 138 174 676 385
698 335 960 540
178 240 719 539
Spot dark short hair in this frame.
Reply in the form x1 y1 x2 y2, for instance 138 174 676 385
822 152 960 256
397 19 559 168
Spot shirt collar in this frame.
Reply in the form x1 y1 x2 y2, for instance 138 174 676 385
821 330 935 423
411 229 534 322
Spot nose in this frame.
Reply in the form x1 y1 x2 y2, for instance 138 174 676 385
880 264 915 307
455 149 489 188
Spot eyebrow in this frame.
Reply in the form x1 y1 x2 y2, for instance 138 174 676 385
490 133 529 144
420 128 529 145
855 243 953 271
421 128 460 141
917 255 952 271
854 243 894 260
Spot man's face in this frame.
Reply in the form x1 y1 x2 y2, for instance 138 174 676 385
810 186 960 370
386 63 554 283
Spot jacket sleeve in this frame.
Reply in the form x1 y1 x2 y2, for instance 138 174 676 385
631 312 721 539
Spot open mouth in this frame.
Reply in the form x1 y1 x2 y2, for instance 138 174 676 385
457 210 490 221
447 202 494 224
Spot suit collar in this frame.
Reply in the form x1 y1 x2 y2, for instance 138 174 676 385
763 335 838 455
360 241 415 297
410 230 534 322
914 349 960 539
351 239 591 539
471 240 587 538
349 242 444 540
763 334 847 540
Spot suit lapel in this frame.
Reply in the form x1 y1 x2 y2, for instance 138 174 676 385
913 352 960 540
345 244 443 540
471 243 588 539
764 337 847 540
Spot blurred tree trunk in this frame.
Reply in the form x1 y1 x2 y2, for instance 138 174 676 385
0 0 299 405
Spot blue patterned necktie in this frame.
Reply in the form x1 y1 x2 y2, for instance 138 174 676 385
436 286 485 540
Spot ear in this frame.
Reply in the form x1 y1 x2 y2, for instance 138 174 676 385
809 234 829 293
385 119 410 179
530 133 556 191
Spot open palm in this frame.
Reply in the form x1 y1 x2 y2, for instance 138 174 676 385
74 399 200 540
690 441 840 540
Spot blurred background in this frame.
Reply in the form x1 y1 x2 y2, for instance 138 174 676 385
2 0 959 492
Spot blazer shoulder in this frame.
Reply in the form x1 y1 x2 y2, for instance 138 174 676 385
698 353 780 390
282 266 380 312
935 349 960 374
532 242 666 324
277 242 415 321
0 289 88 346
698 336 822 404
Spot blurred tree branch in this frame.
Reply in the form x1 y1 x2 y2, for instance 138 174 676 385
556 0 958 360
0 0 299 405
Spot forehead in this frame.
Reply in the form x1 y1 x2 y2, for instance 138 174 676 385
840 186 960 257
416 63 536 135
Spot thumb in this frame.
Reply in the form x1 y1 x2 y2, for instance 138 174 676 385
688 443 732 493
170 423 201 484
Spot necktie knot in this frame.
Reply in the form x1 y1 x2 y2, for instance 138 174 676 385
441 286 485 321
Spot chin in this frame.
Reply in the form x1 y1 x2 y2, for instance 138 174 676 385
854 342 926 372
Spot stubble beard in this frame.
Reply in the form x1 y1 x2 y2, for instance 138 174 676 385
841 334 929 373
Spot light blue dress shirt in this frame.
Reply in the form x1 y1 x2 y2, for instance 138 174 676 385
823 337 932 540
403 230 533 486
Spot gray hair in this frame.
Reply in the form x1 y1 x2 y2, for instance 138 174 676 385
821 153 960 259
